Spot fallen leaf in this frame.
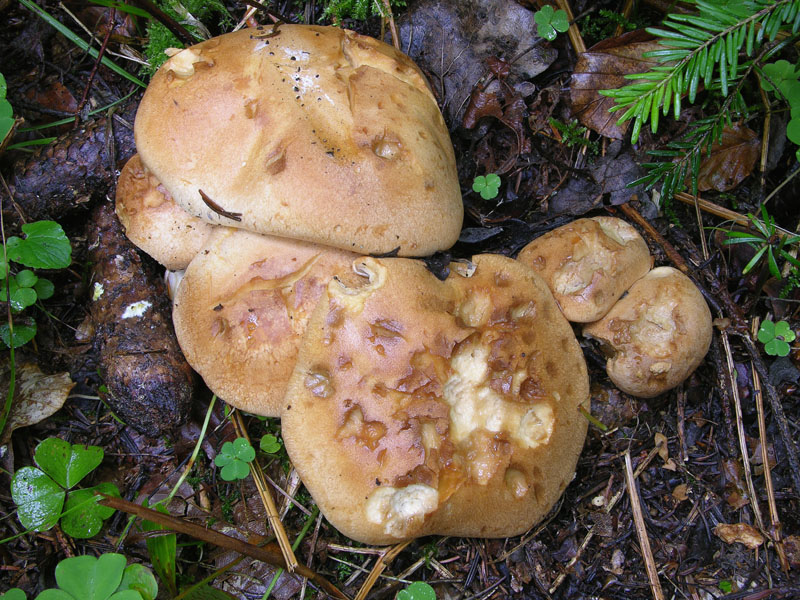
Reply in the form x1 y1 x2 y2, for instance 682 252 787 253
569 30 661 139
655 432 669 462
0 361 75 445
672 484 689 502
696 124 760 192
713 523 765 550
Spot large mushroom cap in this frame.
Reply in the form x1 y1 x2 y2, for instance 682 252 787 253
115 154 217 270
134 25 463 257
172 228 356 416
517 217 652 322
281 254 589 544
583 266 712 398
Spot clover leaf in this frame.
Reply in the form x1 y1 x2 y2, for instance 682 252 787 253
0 73 14 148
6 221 72 270
534 5 570 41
758 319 796 357
215 438 256 481
397 581 436 600
1 590 27 600
472 173 501 200
10 438 119 538
259 434 282 454
34 553 154 600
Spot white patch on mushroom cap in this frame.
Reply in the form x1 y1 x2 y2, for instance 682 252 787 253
365 484 439 536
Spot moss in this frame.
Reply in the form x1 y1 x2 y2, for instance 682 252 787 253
322 0 407 23
143 0 231 76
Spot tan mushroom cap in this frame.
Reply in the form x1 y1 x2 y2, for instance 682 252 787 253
583 266 712 398
134 25 463 257
281 254 589 545
116 154 217 270
172 228 356 416
517 217 652 322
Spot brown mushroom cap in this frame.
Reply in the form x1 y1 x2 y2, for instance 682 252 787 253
582 266 712 398
134 25 463 257
517 217 652 322
172 228 356 416
281 254 589 544
116 154 217 270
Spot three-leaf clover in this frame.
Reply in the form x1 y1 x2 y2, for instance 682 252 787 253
215 437 256 481
534 5 570 42
396 581 436 600
10 438 120 538
0 73 14 148
34 553 157 600
259 433 282 454
5 221 72 270
757 319 795 357
472 173 501 200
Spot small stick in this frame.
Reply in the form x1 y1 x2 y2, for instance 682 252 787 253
624 452 665 600
554 0 586 54
614 0 636 37
720 330 766 531
231 411 298 572
98 494 349 599
74 9 115 127
354 540 413 600
380 0 400 51
199 189 242 222
128 0 195 46
751 319 790 573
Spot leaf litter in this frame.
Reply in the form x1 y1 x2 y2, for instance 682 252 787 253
1 1 800 599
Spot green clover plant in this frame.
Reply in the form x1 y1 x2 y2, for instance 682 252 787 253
534 5 569 42
472 173 501 200
758 319 795 357
396 581 436 600
10 438 120 538
1 220 71 347
30 553 157 600
760 59 800 162
0 73 14 148
214 437 255 481
259 433 282 454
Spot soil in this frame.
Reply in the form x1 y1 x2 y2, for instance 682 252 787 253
1 1 799 599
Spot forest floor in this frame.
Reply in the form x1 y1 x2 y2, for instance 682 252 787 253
1 1 800 599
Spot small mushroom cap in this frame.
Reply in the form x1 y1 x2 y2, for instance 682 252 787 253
281 254 589 545
517 217 652 322
134 25 463 256
583 266 712 398
116 154 217 270
172 228 356 416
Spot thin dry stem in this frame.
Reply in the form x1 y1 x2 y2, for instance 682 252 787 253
751 319 790 573
624 452 665 600
720 331 766 531
354 540 413 600
554 0 586 54
231 411 298 572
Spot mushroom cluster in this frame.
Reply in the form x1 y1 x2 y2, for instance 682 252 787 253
116 24 593 543
517 216 712 397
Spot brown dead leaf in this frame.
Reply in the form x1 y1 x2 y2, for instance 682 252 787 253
569 30 661 139
655 432 669 461
0 361 75 445
713 523 765 550
696 124 760 192
672 484 689 502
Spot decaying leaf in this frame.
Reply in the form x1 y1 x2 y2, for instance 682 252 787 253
569 30 661 139
696 124 760 192
784 535 800 567
0 360 75 445
672 484 689 502
713 523 765 550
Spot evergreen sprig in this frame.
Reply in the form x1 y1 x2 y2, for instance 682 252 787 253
601 0 800 144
